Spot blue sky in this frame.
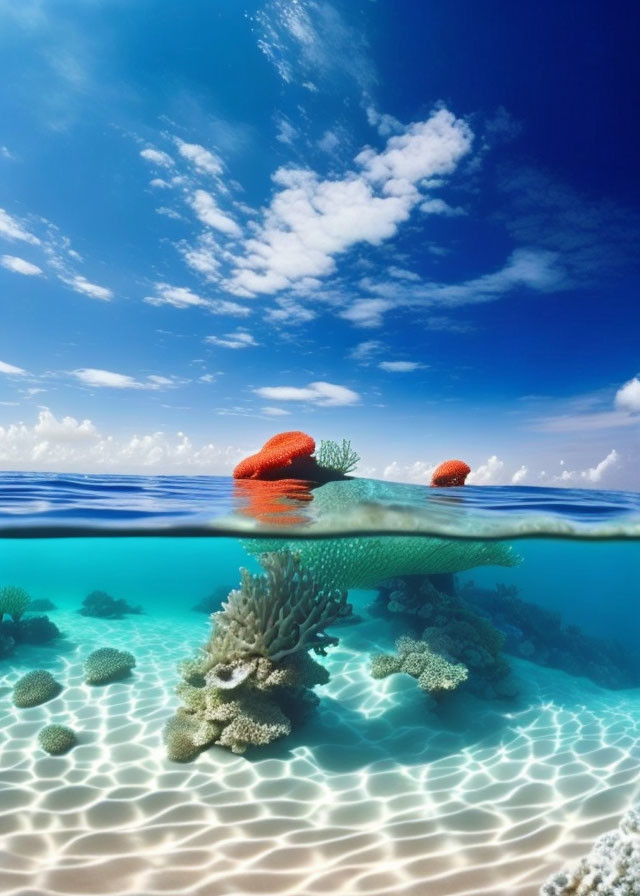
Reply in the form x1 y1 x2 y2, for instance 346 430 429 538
0 0 638 487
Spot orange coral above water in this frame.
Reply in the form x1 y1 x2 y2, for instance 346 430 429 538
233 431 316 480
430 459 471 487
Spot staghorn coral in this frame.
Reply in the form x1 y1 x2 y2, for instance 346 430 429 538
316 439 360 475
233 431 316 480
13 670 62 708
38 724 77 755
371 636 468 696
541 805 640 895
205 552 347 666
168 555 342 756
245 534 520 591
0 585 31 622
84 647 136 685
430 459 471 487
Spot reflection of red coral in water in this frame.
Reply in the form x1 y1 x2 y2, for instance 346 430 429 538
233 431 316 480
234 478 313 526
430 459 471 487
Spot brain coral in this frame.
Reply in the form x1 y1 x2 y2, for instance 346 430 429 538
38 724 77 755
233 431 316 479
430 459 471 487
84 647 136 685
13 670 62 708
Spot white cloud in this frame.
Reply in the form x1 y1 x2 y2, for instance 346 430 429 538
262 406 291 416
556 449 620 484
189 190 241 237
0 208 40 245
615 377 640 413
511 465 528 484
144 283 250 316
71 368 174 390
0 408 244 473
419 198 465 216
378 360 424 372
140 147 174 168
275 116 298 145
265 298 317 324
254 380 359 406
0 255 43 276
340 298 394 328
227 108 472 296
0 360 27 376
467 455 506 485
205 330 258 349
382 460 435 484
62 274 113 301
176 140 223 176
349 340 385 362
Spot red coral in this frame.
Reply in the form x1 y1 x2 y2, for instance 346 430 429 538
233 431 316 480
430 459 471 487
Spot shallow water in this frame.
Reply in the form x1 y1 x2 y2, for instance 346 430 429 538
1 474 639 896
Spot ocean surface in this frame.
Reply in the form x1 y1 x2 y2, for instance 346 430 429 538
1 473 639 896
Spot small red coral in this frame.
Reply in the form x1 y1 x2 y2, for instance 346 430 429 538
430 459 471 487
233 431 316 480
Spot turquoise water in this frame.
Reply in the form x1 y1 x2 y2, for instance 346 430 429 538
1 474 639 896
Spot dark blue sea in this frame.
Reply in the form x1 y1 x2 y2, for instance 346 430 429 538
1 473 639 896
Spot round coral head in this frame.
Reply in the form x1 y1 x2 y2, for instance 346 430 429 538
233 431 316 480
430 459 471 487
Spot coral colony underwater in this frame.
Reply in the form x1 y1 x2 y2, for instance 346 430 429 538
1 431 640 896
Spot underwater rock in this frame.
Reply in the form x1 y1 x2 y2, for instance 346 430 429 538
0 585 31 623
27 598 57 612
79 590 143 619
84 647 136 684
38 724 77 755
541 805 640 895
13 670 63 708
13 615 61 645
191 585 232 614
169 553 343 757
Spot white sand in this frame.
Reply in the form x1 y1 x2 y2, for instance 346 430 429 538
1 611 639 896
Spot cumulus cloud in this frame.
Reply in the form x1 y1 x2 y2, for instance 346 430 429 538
615 377 640 413
189 189 241 237
378 360 424 372
557 449 620 484
382 460 435 484
0 208 40 245
254 381 359 406
0 360 27 376
0 408 244 474
144 283 250 316
140 147 174 167
262 406 291 416
466 455 506 485
1 255 43 276
176 140 223 176
205 330 258 349
349 340 385 362
511 465 528 484
71 368 174 390
62 274 113 301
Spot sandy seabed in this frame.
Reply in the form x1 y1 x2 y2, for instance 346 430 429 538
1 611 640 896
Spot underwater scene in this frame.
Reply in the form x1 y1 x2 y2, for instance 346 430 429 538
1 473 639 896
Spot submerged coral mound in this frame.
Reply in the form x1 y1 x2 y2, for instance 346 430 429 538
84 647 136 684
27 598 57 612
167 552 345 756
38 724 77 755
13 670 62 708
79 590 142 619
462 581 640 690
541 805 640 895
371 635 469 704
191 584 233 614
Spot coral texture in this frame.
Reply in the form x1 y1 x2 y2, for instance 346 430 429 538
0 585 31 622
13 670 62 708
541 805 640 895
430 459 471 487
316 439 360 475
233 431 316 479
371 636 469 696
245 535 520 591
38 724 77 755
79 590 142 619
84 647 136 685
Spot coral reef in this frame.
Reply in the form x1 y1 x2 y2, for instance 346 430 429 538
233 431 316 480
13 670 62 708
430 459 471 487
168 553 344 756
11 615 60 644
371 636 469 701
245 534 520 591
38 724 77 755
462 581 640 690
541 805 640 895
370 575 515 698
191 585 234 614
316 439 360 475
0 585 31 622
27 598 57 612
84 647 136 685
79 590 142 619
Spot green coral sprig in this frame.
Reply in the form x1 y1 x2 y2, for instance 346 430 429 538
316 439 360 475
